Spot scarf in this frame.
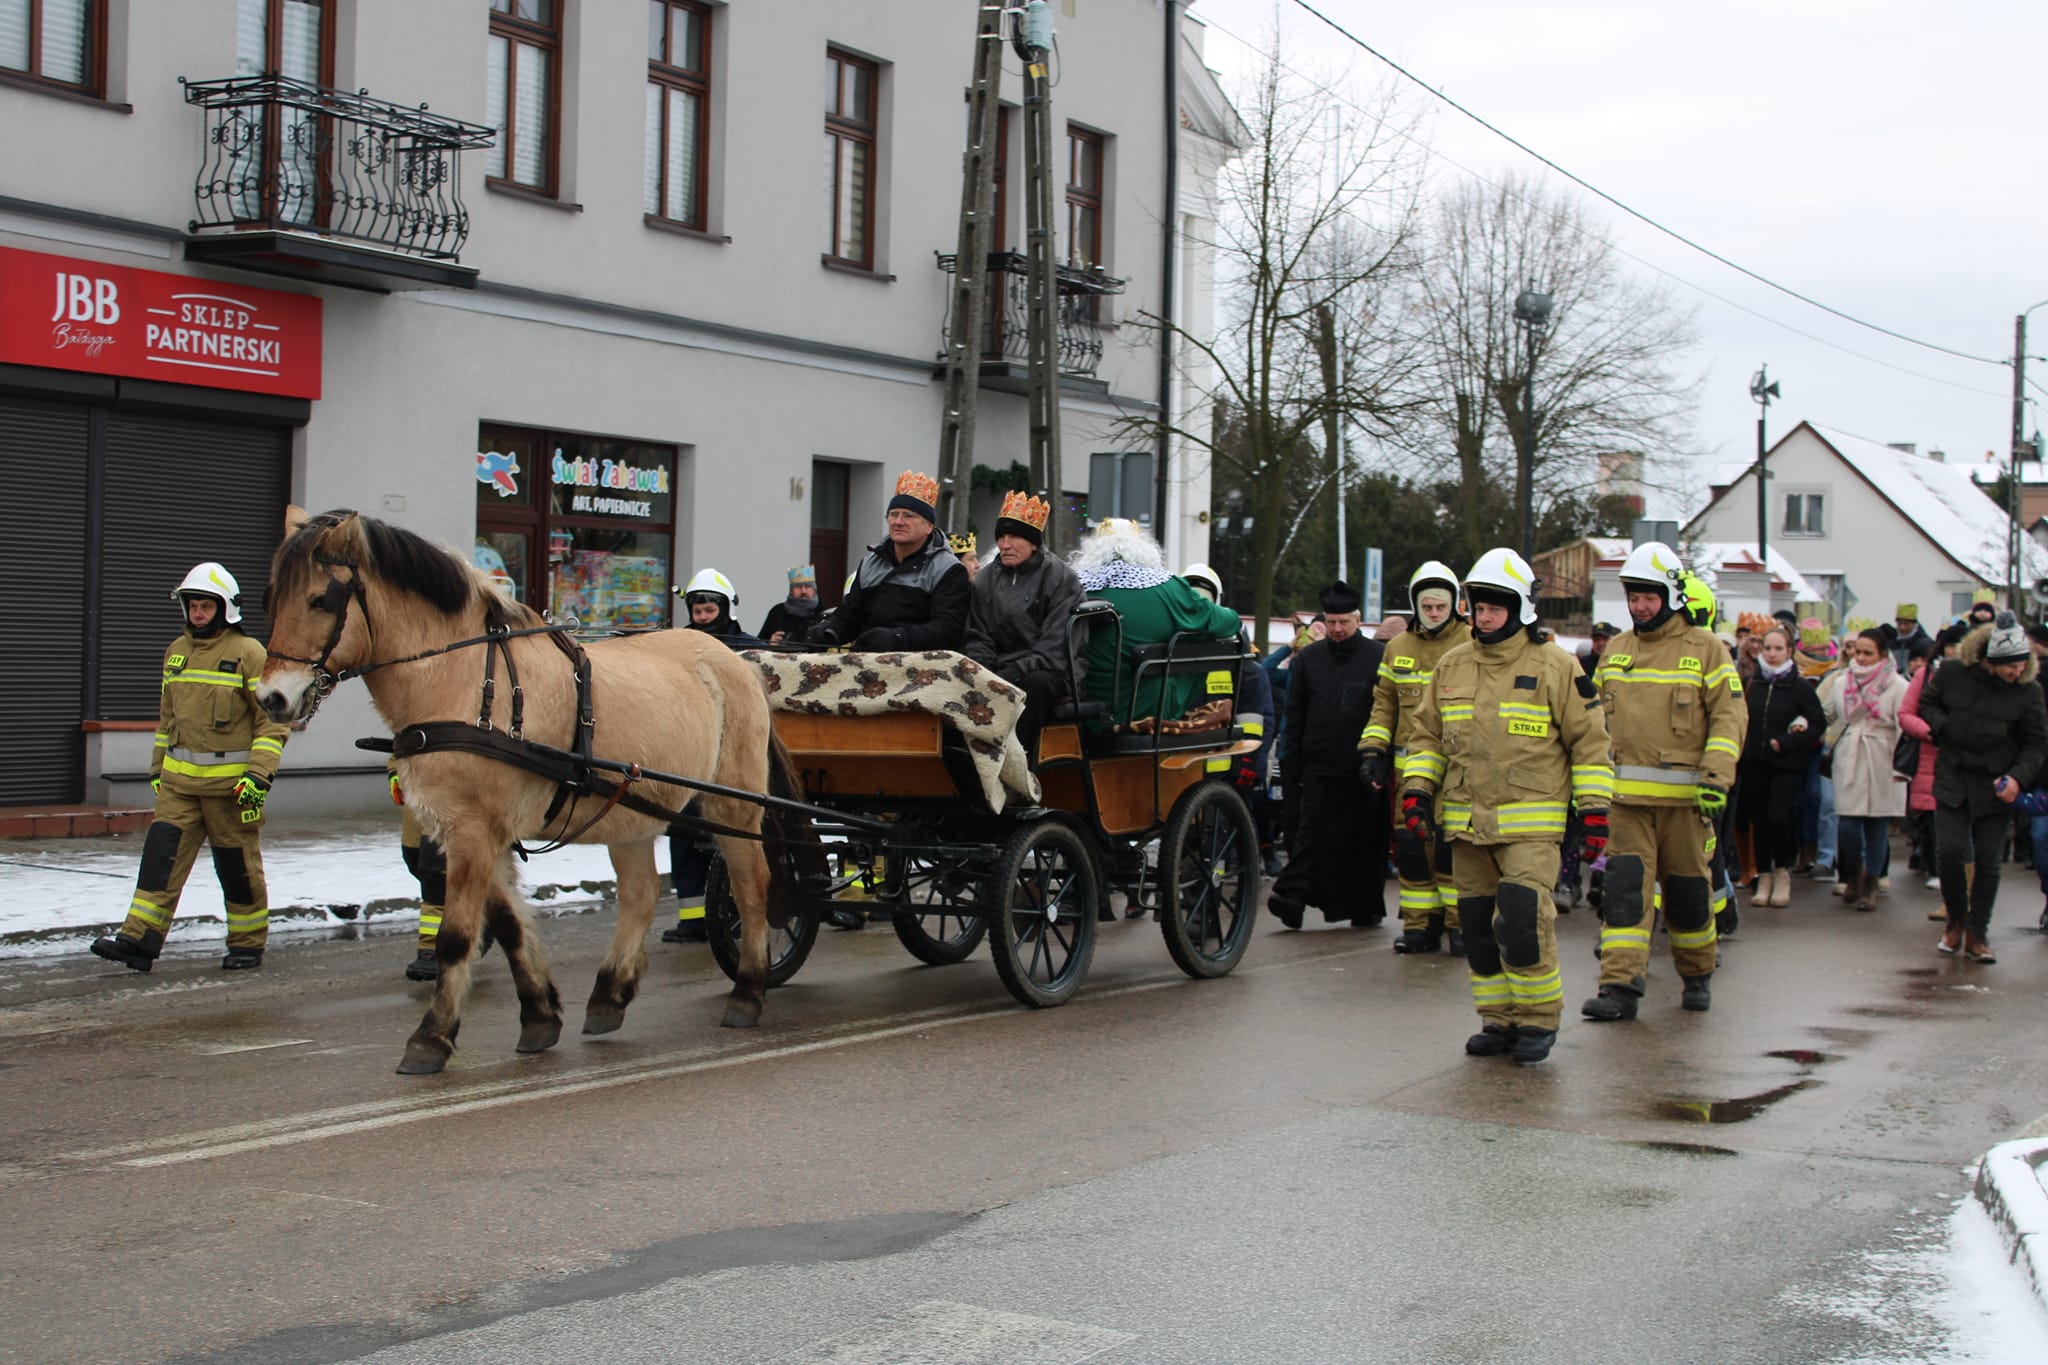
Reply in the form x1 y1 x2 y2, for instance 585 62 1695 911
1843 657 1895 722
1757 655 1796 680
1076 559 1172 592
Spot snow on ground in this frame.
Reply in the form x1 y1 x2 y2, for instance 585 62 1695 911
0 814 660 956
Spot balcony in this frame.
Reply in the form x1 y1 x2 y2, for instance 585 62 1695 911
180 75 496 292
936 250 1126 389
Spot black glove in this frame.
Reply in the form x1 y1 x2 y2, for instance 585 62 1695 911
853 627 901 652
1400 791 1438 845
1232 761 1260 790
1358 749 1391 790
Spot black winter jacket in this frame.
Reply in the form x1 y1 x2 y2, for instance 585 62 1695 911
1742 665 1826 774
1918 625 2048 815
1281 633 1384 781
810 531 970 652
964 548 1084 685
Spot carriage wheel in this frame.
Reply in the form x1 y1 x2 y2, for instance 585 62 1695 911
986 820 1098 1008
1159 781 1259 979
890 854 988 965
704 853 818 988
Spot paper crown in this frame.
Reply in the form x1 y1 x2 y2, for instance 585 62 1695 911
1972 587 1998 604
948 531 977 555
1894 602 1918 621
997 490 1051 532
1798 618 1830 647
894 469 939 508
788 564 817 585
1735 611 1774 635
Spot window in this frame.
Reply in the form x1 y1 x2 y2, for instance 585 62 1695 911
644 0 709 229
823 48 877 268
0 0 101 93
233 0 332 225
487 0 559 194
1066 124 1104 319
1089 451 1152 527
1782 491 1825 537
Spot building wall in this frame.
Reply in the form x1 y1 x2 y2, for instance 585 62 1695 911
0 0 1204 813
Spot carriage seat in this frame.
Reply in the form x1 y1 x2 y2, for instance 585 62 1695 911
1061 600 1246 757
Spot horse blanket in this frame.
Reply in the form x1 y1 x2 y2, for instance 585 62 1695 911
739 650 1040 810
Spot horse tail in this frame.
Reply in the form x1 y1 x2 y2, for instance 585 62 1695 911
762 729 823 927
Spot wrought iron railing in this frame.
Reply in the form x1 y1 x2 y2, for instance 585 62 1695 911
937 250 1126 379
181 75 496 262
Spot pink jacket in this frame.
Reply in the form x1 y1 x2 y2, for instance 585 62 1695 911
1896 666 1939 812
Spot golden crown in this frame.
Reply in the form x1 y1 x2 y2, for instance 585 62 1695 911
895 469 939 507
948 531 977 555
998 490 1051 531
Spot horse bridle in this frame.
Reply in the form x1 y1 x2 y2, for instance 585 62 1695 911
267 553 371 700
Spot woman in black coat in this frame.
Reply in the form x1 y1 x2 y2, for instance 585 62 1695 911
1738 626 1827 907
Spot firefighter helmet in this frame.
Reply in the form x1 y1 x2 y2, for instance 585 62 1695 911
1463 548 1539 627
1182 562 1223 603
679 567 737 608
1617 541 1687 611
1407 560 1461 609
171 562 242 624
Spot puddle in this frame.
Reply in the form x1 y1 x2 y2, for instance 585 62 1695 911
1630 1140 1739 1158
1765 1049 1837 1066
1654 1078 1819 1124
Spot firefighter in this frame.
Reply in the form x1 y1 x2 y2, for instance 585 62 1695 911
390 759 449 980
1358 561 1474 956
667 568 767 941
1399 548 1613 1065
1584 543 1747 1020
1187 564 1274 856
91 564 288 972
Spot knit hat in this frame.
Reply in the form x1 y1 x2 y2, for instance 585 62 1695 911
1895 602 1918 622
995 490 1051 547
1320 580 1362 615
788 564 817 587
1986 611 2031 662
888 470 939 522
948 530 977 556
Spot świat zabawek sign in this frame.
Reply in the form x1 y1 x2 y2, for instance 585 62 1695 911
0 246 322 399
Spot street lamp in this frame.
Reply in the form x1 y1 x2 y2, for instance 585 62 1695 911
1512 287 1553 563
1750 365 1780 568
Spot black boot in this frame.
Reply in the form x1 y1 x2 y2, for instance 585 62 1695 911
404 949 440 982
1267 893 1304 930
1580 983 1641 1021
1393 927 1439 954
1511 1027 1557 1065
827 907 866 931
1680 974 1712 1012
221 947 263 971
90 935 155 973
1465 1023 1515 1056
1716 902 1740 938
1446 928 1465 957
660 919 708 944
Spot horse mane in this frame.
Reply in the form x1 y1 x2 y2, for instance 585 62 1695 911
272 508 542 628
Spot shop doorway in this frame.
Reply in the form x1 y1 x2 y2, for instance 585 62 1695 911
809 459 850 607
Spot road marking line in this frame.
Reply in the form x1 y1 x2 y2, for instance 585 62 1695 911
177 1038 315 1055
64 941 1380 1170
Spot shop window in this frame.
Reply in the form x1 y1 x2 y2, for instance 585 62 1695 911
476 424 681 635
0 0 104 94
645 0 710 230
487 0 559 194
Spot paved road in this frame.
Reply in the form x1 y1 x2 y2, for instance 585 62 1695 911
2 871 2044 1363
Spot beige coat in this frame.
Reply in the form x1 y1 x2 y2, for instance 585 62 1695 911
1820 666 1908 819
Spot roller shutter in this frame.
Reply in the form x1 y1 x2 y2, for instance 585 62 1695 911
0 399 90 804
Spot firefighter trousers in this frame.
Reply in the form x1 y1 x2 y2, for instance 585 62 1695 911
401 805 447 952
117 786 268 954
1598 803 1719 988
1451 840 1563 1033
1393 825 1458 933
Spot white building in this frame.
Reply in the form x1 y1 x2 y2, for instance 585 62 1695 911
1571 537 1816 629
1685 421 2048 630
0 0 1237 812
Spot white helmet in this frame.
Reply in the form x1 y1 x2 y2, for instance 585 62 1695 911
1617 541 1687 611
1182 562 1223 603
1407 560 1461 608
1463 548 1539 627
679 567 737 607
172 562 242 624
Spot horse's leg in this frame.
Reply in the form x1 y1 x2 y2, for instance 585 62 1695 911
714 829 771 1028
482 868 563 1054
399 835 492 1075
585 839 657 1035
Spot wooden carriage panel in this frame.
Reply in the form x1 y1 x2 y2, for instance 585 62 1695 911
1086 756 1204 836
795 756 958 799
1037 724 1082 763
772 710 941 758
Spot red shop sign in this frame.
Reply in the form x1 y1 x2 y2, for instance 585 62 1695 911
0 246 322 399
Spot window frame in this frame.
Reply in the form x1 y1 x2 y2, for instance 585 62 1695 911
644 0 711 232
1064 124 1103 270
1780 488 1826 538
0 0 108 97
487 0 563 197
823 47 878 271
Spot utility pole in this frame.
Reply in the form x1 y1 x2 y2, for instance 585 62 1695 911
2010 313 2028 609
933 1 1007 534
1750 365 1779 570
1016 0 1066 554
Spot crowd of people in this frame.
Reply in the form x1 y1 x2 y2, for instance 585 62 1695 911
87 480 2048 1070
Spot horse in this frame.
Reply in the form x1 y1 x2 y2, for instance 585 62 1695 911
254 507 815 1075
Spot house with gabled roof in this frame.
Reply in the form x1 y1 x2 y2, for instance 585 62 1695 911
1683 422 2048 625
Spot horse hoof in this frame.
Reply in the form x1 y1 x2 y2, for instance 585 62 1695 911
580 1009 623 1037
517 1019 565 1053
719 1000 762 1029
396 1042 449 1075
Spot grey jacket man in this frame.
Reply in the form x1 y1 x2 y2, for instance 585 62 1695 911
966 547 1085 688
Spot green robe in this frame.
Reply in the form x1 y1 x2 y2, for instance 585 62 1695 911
1083 580 1243 727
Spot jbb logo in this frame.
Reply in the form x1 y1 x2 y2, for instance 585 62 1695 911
49 272 120 325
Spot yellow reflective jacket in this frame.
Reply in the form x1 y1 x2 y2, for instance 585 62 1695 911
1400 629 1614 843
152 627 289 796
1592 614 1746 804
1358 619 1473 755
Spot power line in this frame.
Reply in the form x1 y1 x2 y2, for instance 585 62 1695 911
1287 0 2011 369
1194 15 2011 402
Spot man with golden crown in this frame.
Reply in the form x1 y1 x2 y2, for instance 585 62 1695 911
965 490 1083 758
808 470 970 652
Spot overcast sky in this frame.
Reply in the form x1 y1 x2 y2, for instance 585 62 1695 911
1186 0 2044 517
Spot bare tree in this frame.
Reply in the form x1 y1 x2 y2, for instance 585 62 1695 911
1392 171 1701 565
1112 34 1427 647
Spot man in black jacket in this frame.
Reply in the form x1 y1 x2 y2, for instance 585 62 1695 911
809 470 970 652
964 491 1082 759
1269 580 1388 928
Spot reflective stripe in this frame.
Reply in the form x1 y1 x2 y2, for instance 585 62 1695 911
1497 800 1568 836
1402 752 1446 782
1437 883 1458 910
151 732 169 747
1398 886 1439 911
250 736 285 756
1386 668 1432 685
1668 922 1718 950
1702 736 1739 758
163 668 248 689
162 754 252 779
1441 801 1473 830
418 911 443 934
1469 973 1512 1007
1240 715 1266 736
1710 882 1730 913
1506 966 1563 1006
1615 764 1698 793
1440 703 1475 722
1497 702 1549 718
1599 925 1651 952
127 898 170 929
676 897 706 921
170 746 251 765
226 908 269 931
1572 764 1616 803
1361 724 1393 746
1704 665 1740 690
